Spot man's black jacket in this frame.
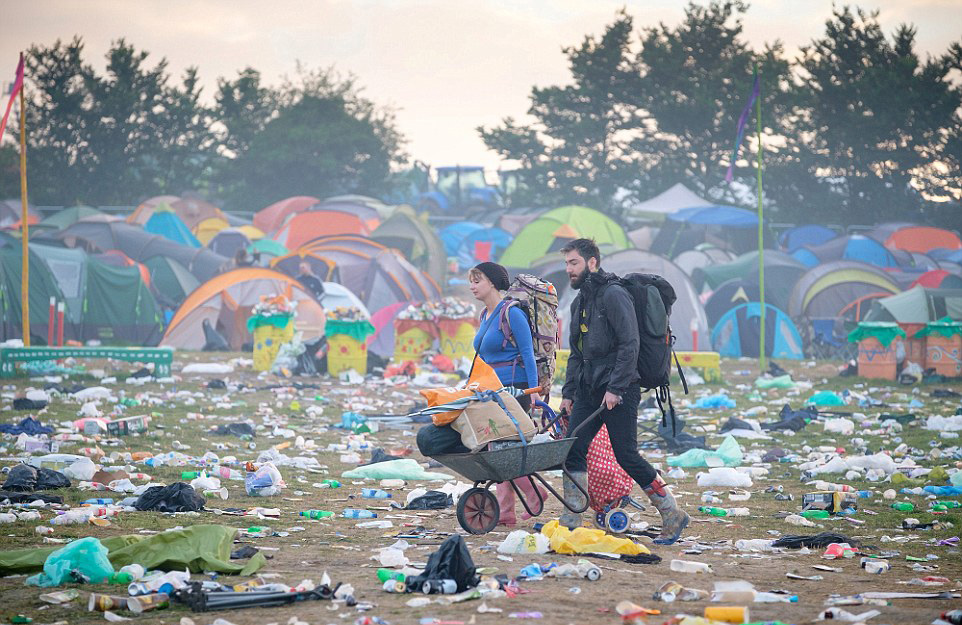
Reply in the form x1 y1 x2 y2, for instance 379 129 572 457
562 269 640 399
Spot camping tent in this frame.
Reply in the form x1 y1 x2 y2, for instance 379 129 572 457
317 282 370 318
58 221 229 282
910 269 962 290
792 234 898 269
711 302 804 359
273 236 440 315
865 285 962 324
144 207 201 248
0 199 39 229
208 228 252 259
778 224 837 253
788 261 901 319
169 196 224 231
704 279 758 328
127 196 181 226
160 268 325 350
370 206 446 284
496 206 549 236
555 249 708 351
500 205 628 268
620 183 713 222
0 237 64 343
457 226 513 269
144 256 201 309
193 217 230 246
39 206 117 231
673 246 737 279
885 226 962 254
254 196 320 234
651 205 770 257
273 209 373 250
440 221 485 257
691 250 807 310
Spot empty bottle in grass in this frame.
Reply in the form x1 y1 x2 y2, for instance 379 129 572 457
377 569 406 583
361 488 392 499
891 502 914 512
934 501 961 509
343 509 377 519
299 510 334 519
699 506 729 517
801 509 831 519
670 559 712 574
319 479 341 489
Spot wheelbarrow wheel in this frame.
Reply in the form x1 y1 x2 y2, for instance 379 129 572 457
457 488 500 535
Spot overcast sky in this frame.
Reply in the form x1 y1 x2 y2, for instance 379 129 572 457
3 0 960 169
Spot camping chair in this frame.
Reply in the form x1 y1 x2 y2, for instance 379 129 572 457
808 318 855 360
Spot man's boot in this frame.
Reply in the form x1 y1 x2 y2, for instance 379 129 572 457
643 476 689 545
559 471 588 530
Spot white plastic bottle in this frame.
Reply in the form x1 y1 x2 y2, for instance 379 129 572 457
670 559 713 574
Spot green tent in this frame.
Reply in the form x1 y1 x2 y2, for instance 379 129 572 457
865 285 962 323
0 237 64 344
371 205 446 285
144 256 200 309
248 238 288 259
38 205 113 231
499 205 629 268
81 260 163 345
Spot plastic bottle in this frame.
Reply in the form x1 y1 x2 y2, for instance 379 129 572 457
300 510 334 519
108 572 134 584
361 488 392 499
342 509 377 519
801 509 831 519
941 610 962 625
670 559 713 574
699 506 729 517
82 498 114 505
211 466 243 481
734 539 774 552
891 502 914 512
811 480 852 492
935 501 961 509
318 479 341 489
755 592 798 603
855 490 872 499
181 471 202 480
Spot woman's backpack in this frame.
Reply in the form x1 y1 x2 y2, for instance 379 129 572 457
496 274 560 395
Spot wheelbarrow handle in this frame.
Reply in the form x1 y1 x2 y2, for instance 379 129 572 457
535 400 562 435
568 405 606 438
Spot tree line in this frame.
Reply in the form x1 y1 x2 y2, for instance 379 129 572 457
2 2 960 229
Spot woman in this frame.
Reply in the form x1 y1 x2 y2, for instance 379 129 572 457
469 262 547 526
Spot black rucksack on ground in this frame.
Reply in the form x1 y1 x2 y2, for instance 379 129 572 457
603 273 689 434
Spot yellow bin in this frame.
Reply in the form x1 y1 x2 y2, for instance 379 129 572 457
326 319 376 376
252 316 294 372
438 318 478 361
393 320 436 364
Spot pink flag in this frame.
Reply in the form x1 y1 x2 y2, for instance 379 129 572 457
0 54 25 143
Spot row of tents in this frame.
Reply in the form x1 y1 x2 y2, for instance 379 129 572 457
2 186 961 363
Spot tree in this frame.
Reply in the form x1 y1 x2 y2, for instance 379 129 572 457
0 144 20 199
479 12 645 213
789 6 962 225
212 66 406 212
19 38 213 205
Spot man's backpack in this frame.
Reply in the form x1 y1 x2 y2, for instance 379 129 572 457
603 273 689 433
496 274 560 396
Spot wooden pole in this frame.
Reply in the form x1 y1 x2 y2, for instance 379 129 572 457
755 62 766 373
18 52 29 346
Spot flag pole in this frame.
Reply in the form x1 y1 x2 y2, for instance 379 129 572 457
18 52 29 346
754 61 765 372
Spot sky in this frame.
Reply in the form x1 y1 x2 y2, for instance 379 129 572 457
2 0 961 170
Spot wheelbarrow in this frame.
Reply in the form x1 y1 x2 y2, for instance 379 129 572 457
430 400 603 535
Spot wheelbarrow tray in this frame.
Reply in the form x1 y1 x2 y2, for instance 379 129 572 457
431 437 576 483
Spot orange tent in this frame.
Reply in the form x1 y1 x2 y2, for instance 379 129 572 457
160 268 324 350
885 226 962 254
128 196 180 225
273 210 372 250
254 196 320 234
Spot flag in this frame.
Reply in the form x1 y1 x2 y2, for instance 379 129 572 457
0 54 24 143
724 67 760 183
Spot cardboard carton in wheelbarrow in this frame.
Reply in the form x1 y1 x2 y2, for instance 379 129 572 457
450 391 537 451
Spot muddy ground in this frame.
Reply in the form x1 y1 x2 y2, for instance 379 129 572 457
0 355 959 625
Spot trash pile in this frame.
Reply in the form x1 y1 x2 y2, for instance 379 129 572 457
1 354 961 625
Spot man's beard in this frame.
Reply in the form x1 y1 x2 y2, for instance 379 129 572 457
569 268 588 290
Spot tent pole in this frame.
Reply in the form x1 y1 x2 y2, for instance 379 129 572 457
19 52 30 346
754 62 765 372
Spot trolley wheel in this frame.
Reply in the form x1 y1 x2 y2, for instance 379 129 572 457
593 512 607 530
605 509 630 534
457 488 500 535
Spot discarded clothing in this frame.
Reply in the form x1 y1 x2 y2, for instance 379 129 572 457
771 532 860 549
11 398 47 411
134 482 205 512
0 417 53 436
762 404 814 432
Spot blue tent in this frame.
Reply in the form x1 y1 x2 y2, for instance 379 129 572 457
456 226 513 269
439 221 484 257
667 205 758 226
144 208 201 248
792 234 896 269
711 302 804 359
779 225 837 253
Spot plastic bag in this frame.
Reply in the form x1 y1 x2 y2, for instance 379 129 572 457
668 435 743 468
404 534 478 593
25 536 114 587
497 530 550 555
341 459 451 481
405 491 453 510
755 374 795 389
823 418 855 435
245 462 285 497
540 520 649 556
693 394 735 409
134 483 205 512
807 391 845 406
696 467 753 488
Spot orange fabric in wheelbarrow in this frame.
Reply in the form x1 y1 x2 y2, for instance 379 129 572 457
420 357 503 426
